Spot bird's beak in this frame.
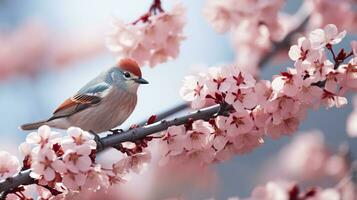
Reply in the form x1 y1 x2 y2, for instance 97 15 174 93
134 77 149 84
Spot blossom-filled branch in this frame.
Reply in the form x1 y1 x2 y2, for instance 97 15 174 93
1 23 356 199
0 104 223 199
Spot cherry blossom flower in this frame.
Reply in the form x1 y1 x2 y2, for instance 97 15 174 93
18 142 32 157
185 147 216 165
295 84 323 106
30 148 66 182
254 80 273 106
26 125 61 149
122 152 151 173
231 131 264 155
82 167 109 191
271 69 302 98
206 67 233 93
321 89 348 109
304 50 334 83
62 172 87 191
183 120 212 151
250 181 289 200
225 87 257 113
180 74 208 109
309 24 346 49
61 127 96 152
226 111 254 137
209 116 229 152
288 37 319 62
228 66 256 89
337 58 357 92
0 151 20 180
107 3 186 67
63 146 93 173
160 125 186 156
215 142 236 161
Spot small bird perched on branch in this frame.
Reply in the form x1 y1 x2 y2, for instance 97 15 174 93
21 58 148 133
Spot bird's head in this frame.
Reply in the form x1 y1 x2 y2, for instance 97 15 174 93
110 58 148 93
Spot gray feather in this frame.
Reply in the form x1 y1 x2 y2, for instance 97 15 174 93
20 120 47 131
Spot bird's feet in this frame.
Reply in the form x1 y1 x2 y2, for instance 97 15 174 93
89 130 104 151
109 129 124 134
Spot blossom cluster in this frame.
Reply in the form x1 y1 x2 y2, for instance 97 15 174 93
240 181 346 200
203 0 287 74
0 151 20 180
0 20 105 81
167 181 348 200
159 24 357 167
1 125 151 199
106 3 186 67
307 0 357 33
274 131 349 181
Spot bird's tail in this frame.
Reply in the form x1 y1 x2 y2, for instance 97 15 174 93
20 120 48 131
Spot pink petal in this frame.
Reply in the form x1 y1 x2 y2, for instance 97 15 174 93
52 160 67 173
288 45 300 61
77 156 92 172
43 168 55 181
213 135 228 151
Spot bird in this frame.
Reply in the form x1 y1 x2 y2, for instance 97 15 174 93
21 58 148 134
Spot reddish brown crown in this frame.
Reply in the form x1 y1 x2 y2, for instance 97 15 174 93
117 58 142 77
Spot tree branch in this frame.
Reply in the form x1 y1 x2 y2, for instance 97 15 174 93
101 104 222 148
258 2 311 68
136 103 189 126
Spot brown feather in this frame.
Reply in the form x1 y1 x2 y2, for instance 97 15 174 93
53 98 77 114
53 95 101 117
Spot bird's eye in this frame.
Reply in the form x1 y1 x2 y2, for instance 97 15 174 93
124 72 131 78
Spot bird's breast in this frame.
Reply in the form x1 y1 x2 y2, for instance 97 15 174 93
68 88 137 133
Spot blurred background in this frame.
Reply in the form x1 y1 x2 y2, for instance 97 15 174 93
0 0 356 199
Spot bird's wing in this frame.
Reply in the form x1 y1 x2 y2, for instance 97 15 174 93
50 82 112 120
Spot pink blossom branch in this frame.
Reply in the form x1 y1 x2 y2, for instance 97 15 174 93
0 5 315 198
140 5 312 126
